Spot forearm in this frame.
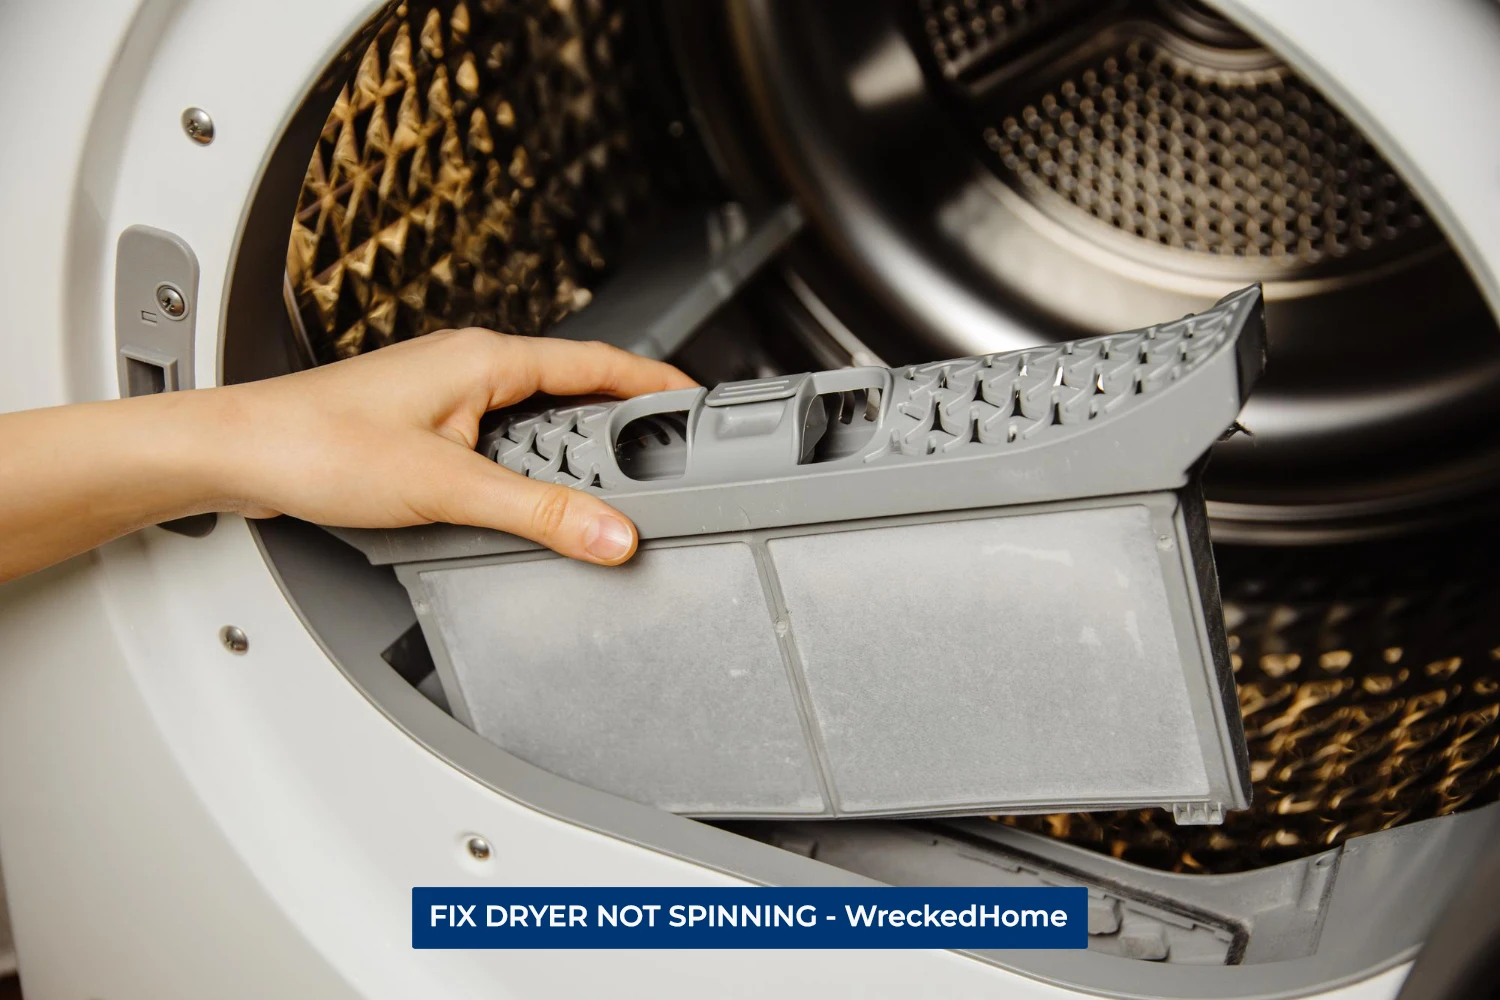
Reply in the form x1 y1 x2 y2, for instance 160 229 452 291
0 390 233 582
0 331 692 584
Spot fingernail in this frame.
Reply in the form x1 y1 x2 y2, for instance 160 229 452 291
584 515 634 562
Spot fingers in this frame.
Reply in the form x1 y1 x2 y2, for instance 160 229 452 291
437 449 640 565
371 330 690 565
481 334 697 408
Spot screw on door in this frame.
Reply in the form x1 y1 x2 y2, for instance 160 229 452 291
155 283 187 319
219 625 248 655
181 107 214 145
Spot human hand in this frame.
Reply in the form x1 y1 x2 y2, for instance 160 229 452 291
204 330 696 565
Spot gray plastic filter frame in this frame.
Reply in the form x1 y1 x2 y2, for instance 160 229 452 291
333 285 1266 825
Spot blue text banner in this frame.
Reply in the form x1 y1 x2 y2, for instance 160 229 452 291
413 886 1088 949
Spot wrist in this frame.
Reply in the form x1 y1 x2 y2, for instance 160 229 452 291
119 383 258 519
166 382 271 515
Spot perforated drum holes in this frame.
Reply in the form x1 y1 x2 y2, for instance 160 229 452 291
978 40 1432 268
920 0 1074 79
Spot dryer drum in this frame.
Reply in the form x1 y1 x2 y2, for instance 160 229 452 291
278 0 1500 876
925 0 1438 270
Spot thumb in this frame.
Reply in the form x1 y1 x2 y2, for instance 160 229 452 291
434 448 639 565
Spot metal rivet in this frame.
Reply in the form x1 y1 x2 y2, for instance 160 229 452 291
219 625 248 654
466 836 492 861
181 107 215 145
155 283 187 318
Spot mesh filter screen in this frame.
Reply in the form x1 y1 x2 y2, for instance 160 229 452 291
287 0 652 364
420 544 828 815
1001 530 1500 873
